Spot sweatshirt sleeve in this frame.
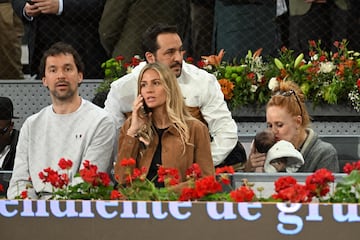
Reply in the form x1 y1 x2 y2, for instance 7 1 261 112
7 120 37 199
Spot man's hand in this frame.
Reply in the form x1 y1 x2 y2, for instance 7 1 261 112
27 0 60 15
25 1 41 17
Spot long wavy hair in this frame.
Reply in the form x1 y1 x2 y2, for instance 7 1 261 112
267 81 311 129
136 62 194 153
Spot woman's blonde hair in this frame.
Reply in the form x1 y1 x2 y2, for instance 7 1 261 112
267 81 311 128
136 62 194 152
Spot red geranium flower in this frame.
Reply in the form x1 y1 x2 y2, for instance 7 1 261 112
157 166 180 186
215 166 234 185
194 176 222 199
186 163 202 180
230 186 255 202
58 158 73 170
115 55 124 61
215 166 235 175
272 184 310 203
20 190 28 199
178 187 198 201
120 158 136 167
99 172 111 187
274 176 298 192
305 169 334 196
110 190 123 200
186 57 194 64
79 160 99 186
343 160 360 174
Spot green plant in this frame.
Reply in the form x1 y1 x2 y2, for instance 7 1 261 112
97 55 142 93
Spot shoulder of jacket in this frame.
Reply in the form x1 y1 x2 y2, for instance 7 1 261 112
187 118 207 129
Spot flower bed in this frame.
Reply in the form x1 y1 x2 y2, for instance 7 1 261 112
5 158 360 203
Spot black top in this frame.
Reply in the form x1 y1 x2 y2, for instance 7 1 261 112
1 129 19 170
146 127 167 188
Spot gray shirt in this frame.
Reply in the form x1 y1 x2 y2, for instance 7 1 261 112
7 99 116 199
298 128 339 172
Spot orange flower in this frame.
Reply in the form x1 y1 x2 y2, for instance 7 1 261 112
253 48 263 58
201 49 225 67
218 78 234 100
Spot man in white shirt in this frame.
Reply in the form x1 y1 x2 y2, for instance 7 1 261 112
105 23 246 169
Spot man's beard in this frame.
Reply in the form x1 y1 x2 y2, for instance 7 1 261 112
51 88 76 101
169 61 182 78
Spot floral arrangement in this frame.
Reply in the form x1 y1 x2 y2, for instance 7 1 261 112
13 158 360 203
197 40 360 111
97 55 142 93
98 40 360 111
187 48 271 109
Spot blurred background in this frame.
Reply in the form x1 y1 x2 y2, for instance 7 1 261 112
1 0 359 80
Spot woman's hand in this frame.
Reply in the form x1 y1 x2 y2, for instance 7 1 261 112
127 95 150 137
244 141 266 172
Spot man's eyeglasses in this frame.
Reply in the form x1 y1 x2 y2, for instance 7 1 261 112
0 126 10 135
273 90 303 117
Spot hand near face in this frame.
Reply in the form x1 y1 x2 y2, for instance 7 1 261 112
127 95 151 138
245 141 266 172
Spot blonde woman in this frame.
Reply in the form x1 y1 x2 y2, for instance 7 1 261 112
114 63 214 187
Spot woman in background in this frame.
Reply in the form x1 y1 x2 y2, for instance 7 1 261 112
245 80 339 173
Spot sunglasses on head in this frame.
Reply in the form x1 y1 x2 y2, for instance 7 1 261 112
273 90 303 117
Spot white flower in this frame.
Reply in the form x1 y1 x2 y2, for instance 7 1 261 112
318 62 335 73
268 77 279 90
256 73 264 81
250 84 258 93
126 66 134 74
349 90 360 112
204 65 213 71
311 54 318 61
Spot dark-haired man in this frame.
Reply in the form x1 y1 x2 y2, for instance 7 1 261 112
105 23 246 170
7 42 116 199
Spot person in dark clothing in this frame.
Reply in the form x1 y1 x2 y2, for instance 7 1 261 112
11 0 107 79
0 97 20 170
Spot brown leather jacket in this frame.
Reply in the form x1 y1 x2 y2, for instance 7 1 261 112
114 118 214 184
